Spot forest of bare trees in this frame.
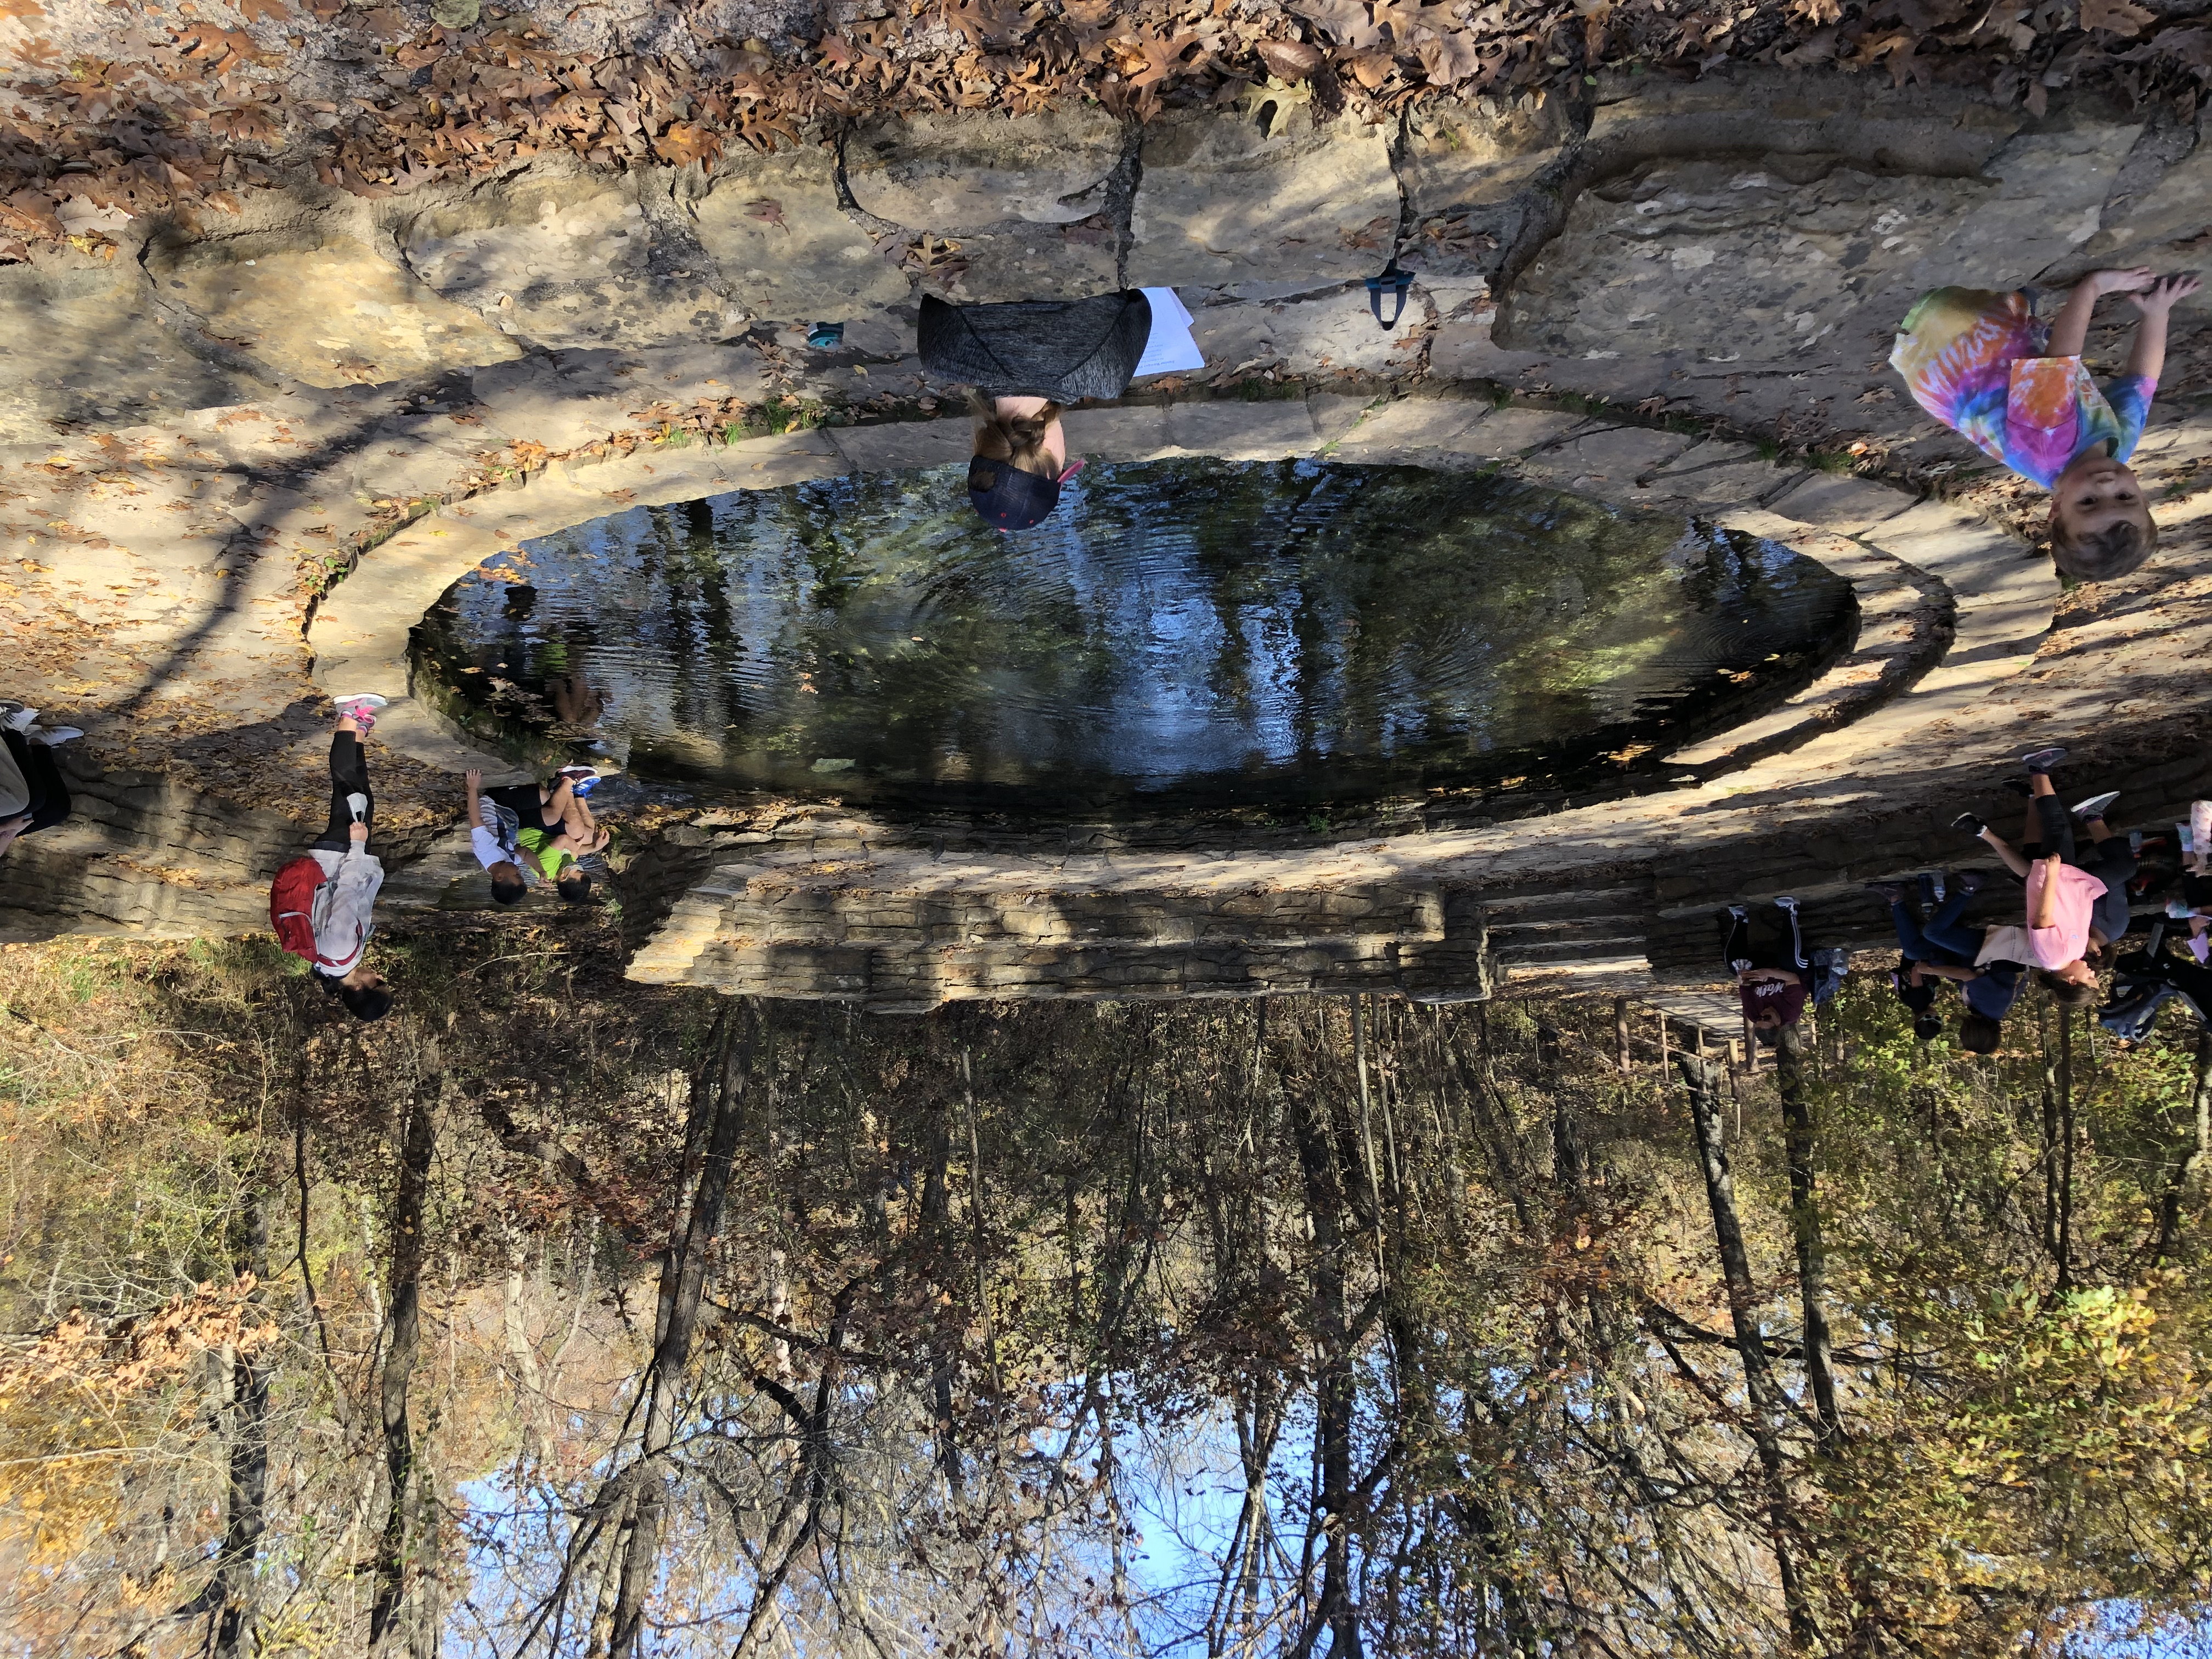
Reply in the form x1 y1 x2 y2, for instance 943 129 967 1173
2 923 2208 1657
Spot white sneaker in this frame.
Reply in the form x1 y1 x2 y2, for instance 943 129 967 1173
2071 790 2120 822
31 725 82 745
334 693 389 733
2 706 37 732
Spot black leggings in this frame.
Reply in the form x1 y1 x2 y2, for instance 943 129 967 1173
1721 904 1808 974
309 731 373 851
2 729 69 835
2023 793 2078 866
487 782 564 834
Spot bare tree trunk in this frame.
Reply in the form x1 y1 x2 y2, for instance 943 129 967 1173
371 1043 441 1654
1442 1011 1534 1232
2153 1026 2212 1265
203 1179 272 1659
1288 1065 1363 1659
2057 1010 2076 1290
503 1222 553 1468
2039 1004 2061 1263
1774 1029 1842 1445
608 1006 757 1659
1676 1053 1815 1649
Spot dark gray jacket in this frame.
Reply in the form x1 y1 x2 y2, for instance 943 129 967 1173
918 291 1152 403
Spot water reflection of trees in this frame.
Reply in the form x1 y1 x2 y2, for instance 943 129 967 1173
413 463 1850 805
4 933 2208 1657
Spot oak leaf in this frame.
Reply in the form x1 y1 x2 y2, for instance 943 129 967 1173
1130 29 1202 85
654 121 720 166
1415 25 1486 83
2080 0 2154 34
0 0 44 20
1290 0 1382 49
1256 36 1323 79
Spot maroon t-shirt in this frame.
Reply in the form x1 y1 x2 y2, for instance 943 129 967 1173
1740 975 1808 1026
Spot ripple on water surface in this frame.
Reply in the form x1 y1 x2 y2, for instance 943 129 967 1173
411 457 1855 812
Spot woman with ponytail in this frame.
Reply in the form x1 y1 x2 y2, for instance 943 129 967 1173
918 285 1204 530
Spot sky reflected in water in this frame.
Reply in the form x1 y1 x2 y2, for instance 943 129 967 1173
412 457 1853 812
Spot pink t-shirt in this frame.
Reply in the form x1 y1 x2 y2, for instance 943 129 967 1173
2025 861 2107 968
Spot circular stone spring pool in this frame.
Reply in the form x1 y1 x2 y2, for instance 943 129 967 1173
411 457 1855 815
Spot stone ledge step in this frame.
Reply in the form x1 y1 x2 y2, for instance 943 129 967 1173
1492 936 1648 967
633 925 1492 1005
1478 884 1650 921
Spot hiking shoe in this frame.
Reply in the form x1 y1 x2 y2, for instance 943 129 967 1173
2021 746 2067 774
30 725 83 745
1952 812 1987 837
2072 790 2119 823
1864 881 1909 904
1775 895 1800 911
806 321 845 350
335 693 389 732
1727 904 1750 921
0 703 36 732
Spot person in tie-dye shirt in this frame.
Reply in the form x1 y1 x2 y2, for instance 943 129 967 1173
1891 269 2200 582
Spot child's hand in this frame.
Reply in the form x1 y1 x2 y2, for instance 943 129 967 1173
2090 267 2157 296
2135 273 2203 315
466 769 483 791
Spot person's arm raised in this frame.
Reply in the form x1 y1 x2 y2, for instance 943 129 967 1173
2125 273 2202 384
2047 268 2154 358
2029 856 2064 929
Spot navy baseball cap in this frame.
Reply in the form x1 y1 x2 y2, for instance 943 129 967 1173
967 456 1062 531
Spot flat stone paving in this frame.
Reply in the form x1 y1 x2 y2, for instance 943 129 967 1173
4 72 2211 1000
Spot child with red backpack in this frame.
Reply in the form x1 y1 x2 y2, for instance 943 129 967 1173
269 697 391 1021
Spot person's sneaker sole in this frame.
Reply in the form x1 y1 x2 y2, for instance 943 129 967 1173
2072 791 2120 821
2021 746 2068 773
1951 812 1987 836
32 726 83 744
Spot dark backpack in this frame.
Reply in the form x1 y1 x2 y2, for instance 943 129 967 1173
2101 923 2211 1038
269 855 339 966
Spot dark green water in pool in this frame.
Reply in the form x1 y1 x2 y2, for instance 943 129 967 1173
411 458 1853 812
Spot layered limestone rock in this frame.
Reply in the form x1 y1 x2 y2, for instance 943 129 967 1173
0 259 254 441
845 108 1125 231
1402 91 1570 215
686 146 912 321
1130 86 1398 293
399 170 745 348
148 227 524 387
